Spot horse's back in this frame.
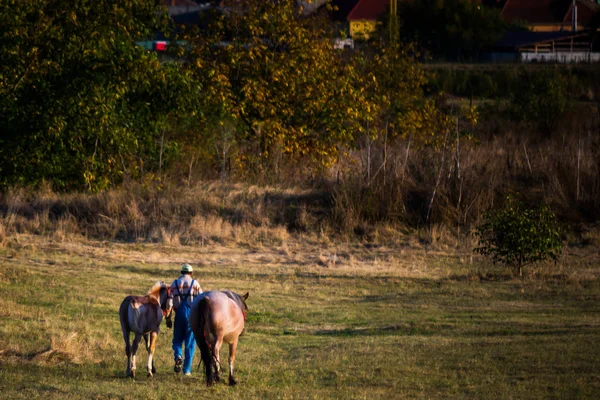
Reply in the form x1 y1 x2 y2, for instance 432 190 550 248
190 291 244 342
120 295 162 335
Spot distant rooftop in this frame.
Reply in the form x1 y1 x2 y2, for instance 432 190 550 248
501 0 600 26
347 0 389 21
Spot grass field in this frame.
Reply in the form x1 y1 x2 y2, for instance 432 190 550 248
1 234 599 399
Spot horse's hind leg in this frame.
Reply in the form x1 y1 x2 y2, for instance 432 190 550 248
228 339 239 386
130 334 142 379
213 337 224 383
122 330 132 377
144 332 158 377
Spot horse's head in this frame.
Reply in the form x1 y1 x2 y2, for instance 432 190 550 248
238 292 249 322
161 284 173 319
241 292 249 311
148 281 173 318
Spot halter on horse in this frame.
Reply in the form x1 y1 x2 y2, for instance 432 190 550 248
190 290 249 386
119 281 173 378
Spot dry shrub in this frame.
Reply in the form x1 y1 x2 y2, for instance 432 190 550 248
0 222 6 248
185 214 234 244
53 215 81 242
158 226 181 246
418 224 460 250
267 224 290 245
125 198 147 239
2 118 598 246
33 331 85 365
580 229 600 247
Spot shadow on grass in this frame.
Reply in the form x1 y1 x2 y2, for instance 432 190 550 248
315 323 600 338
1 356 183 382
113 264 171 278
315 325 417 337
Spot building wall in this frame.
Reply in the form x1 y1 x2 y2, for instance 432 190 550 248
530 23 588 32
349 20 378 39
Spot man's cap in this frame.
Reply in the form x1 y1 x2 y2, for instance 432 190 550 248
181 263 193 273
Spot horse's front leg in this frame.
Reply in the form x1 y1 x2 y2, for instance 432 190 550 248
228 339 239 386
130 334 142 379
145 331 158 377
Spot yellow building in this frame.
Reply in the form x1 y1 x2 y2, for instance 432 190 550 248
347 0 391 40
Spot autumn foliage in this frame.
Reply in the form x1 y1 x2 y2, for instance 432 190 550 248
2 0 600 235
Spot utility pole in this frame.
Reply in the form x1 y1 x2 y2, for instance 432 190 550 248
388 0 398 44
572 0 578 32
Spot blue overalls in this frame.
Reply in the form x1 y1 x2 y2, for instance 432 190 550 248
172 279 196 374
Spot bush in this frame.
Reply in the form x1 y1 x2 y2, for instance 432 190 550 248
474 198 564 277
511 69 570 136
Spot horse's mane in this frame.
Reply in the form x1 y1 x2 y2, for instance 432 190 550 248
146 281 165 305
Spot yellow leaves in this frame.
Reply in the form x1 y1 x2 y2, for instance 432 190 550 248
462 105 479 127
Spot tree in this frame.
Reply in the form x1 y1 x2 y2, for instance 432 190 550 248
511 69 570 136
0 0 196 191
349 41 452 181
474 197 564 277
395 0 506 61
181 0 363 178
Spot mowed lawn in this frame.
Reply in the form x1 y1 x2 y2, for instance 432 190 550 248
0 235 599 399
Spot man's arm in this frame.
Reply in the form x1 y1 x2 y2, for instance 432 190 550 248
194 281 202 295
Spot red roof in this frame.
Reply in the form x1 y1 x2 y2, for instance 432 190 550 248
501 0 564 24
347 0 390 21
501 0 599 26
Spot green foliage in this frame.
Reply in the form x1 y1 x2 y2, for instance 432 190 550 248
353 42 448 146
182 0 362 174
0 0 464 190
511 69 570 136
397 0 506 61
0 0 197 191
431 68 500 99
475 198 564 277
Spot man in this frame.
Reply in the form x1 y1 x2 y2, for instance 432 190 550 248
169 263 202 376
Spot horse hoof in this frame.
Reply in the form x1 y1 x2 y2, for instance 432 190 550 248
130 370 136 379
147 372 153 378
229 376 237 386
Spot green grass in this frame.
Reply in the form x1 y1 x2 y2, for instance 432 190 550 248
1 236 599 399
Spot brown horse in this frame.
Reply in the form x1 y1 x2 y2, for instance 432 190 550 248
190 290 249 386
119 281 173 378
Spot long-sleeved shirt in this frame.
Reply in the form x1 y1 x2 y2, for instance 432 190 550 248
170 275 202 309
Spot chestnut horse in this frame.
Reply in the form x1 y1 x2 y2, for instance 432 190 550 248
119 281 173 378
190 290 249 386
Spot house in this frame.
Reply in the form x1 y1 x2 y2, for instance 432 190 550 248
343 0 600 39
347 0 390 39
492 29 600 62
499 0 600 31
490 0 600 62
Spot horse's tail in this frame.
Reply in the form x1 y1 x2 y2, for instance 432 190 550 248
196 297 215 385
118 297 132 355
